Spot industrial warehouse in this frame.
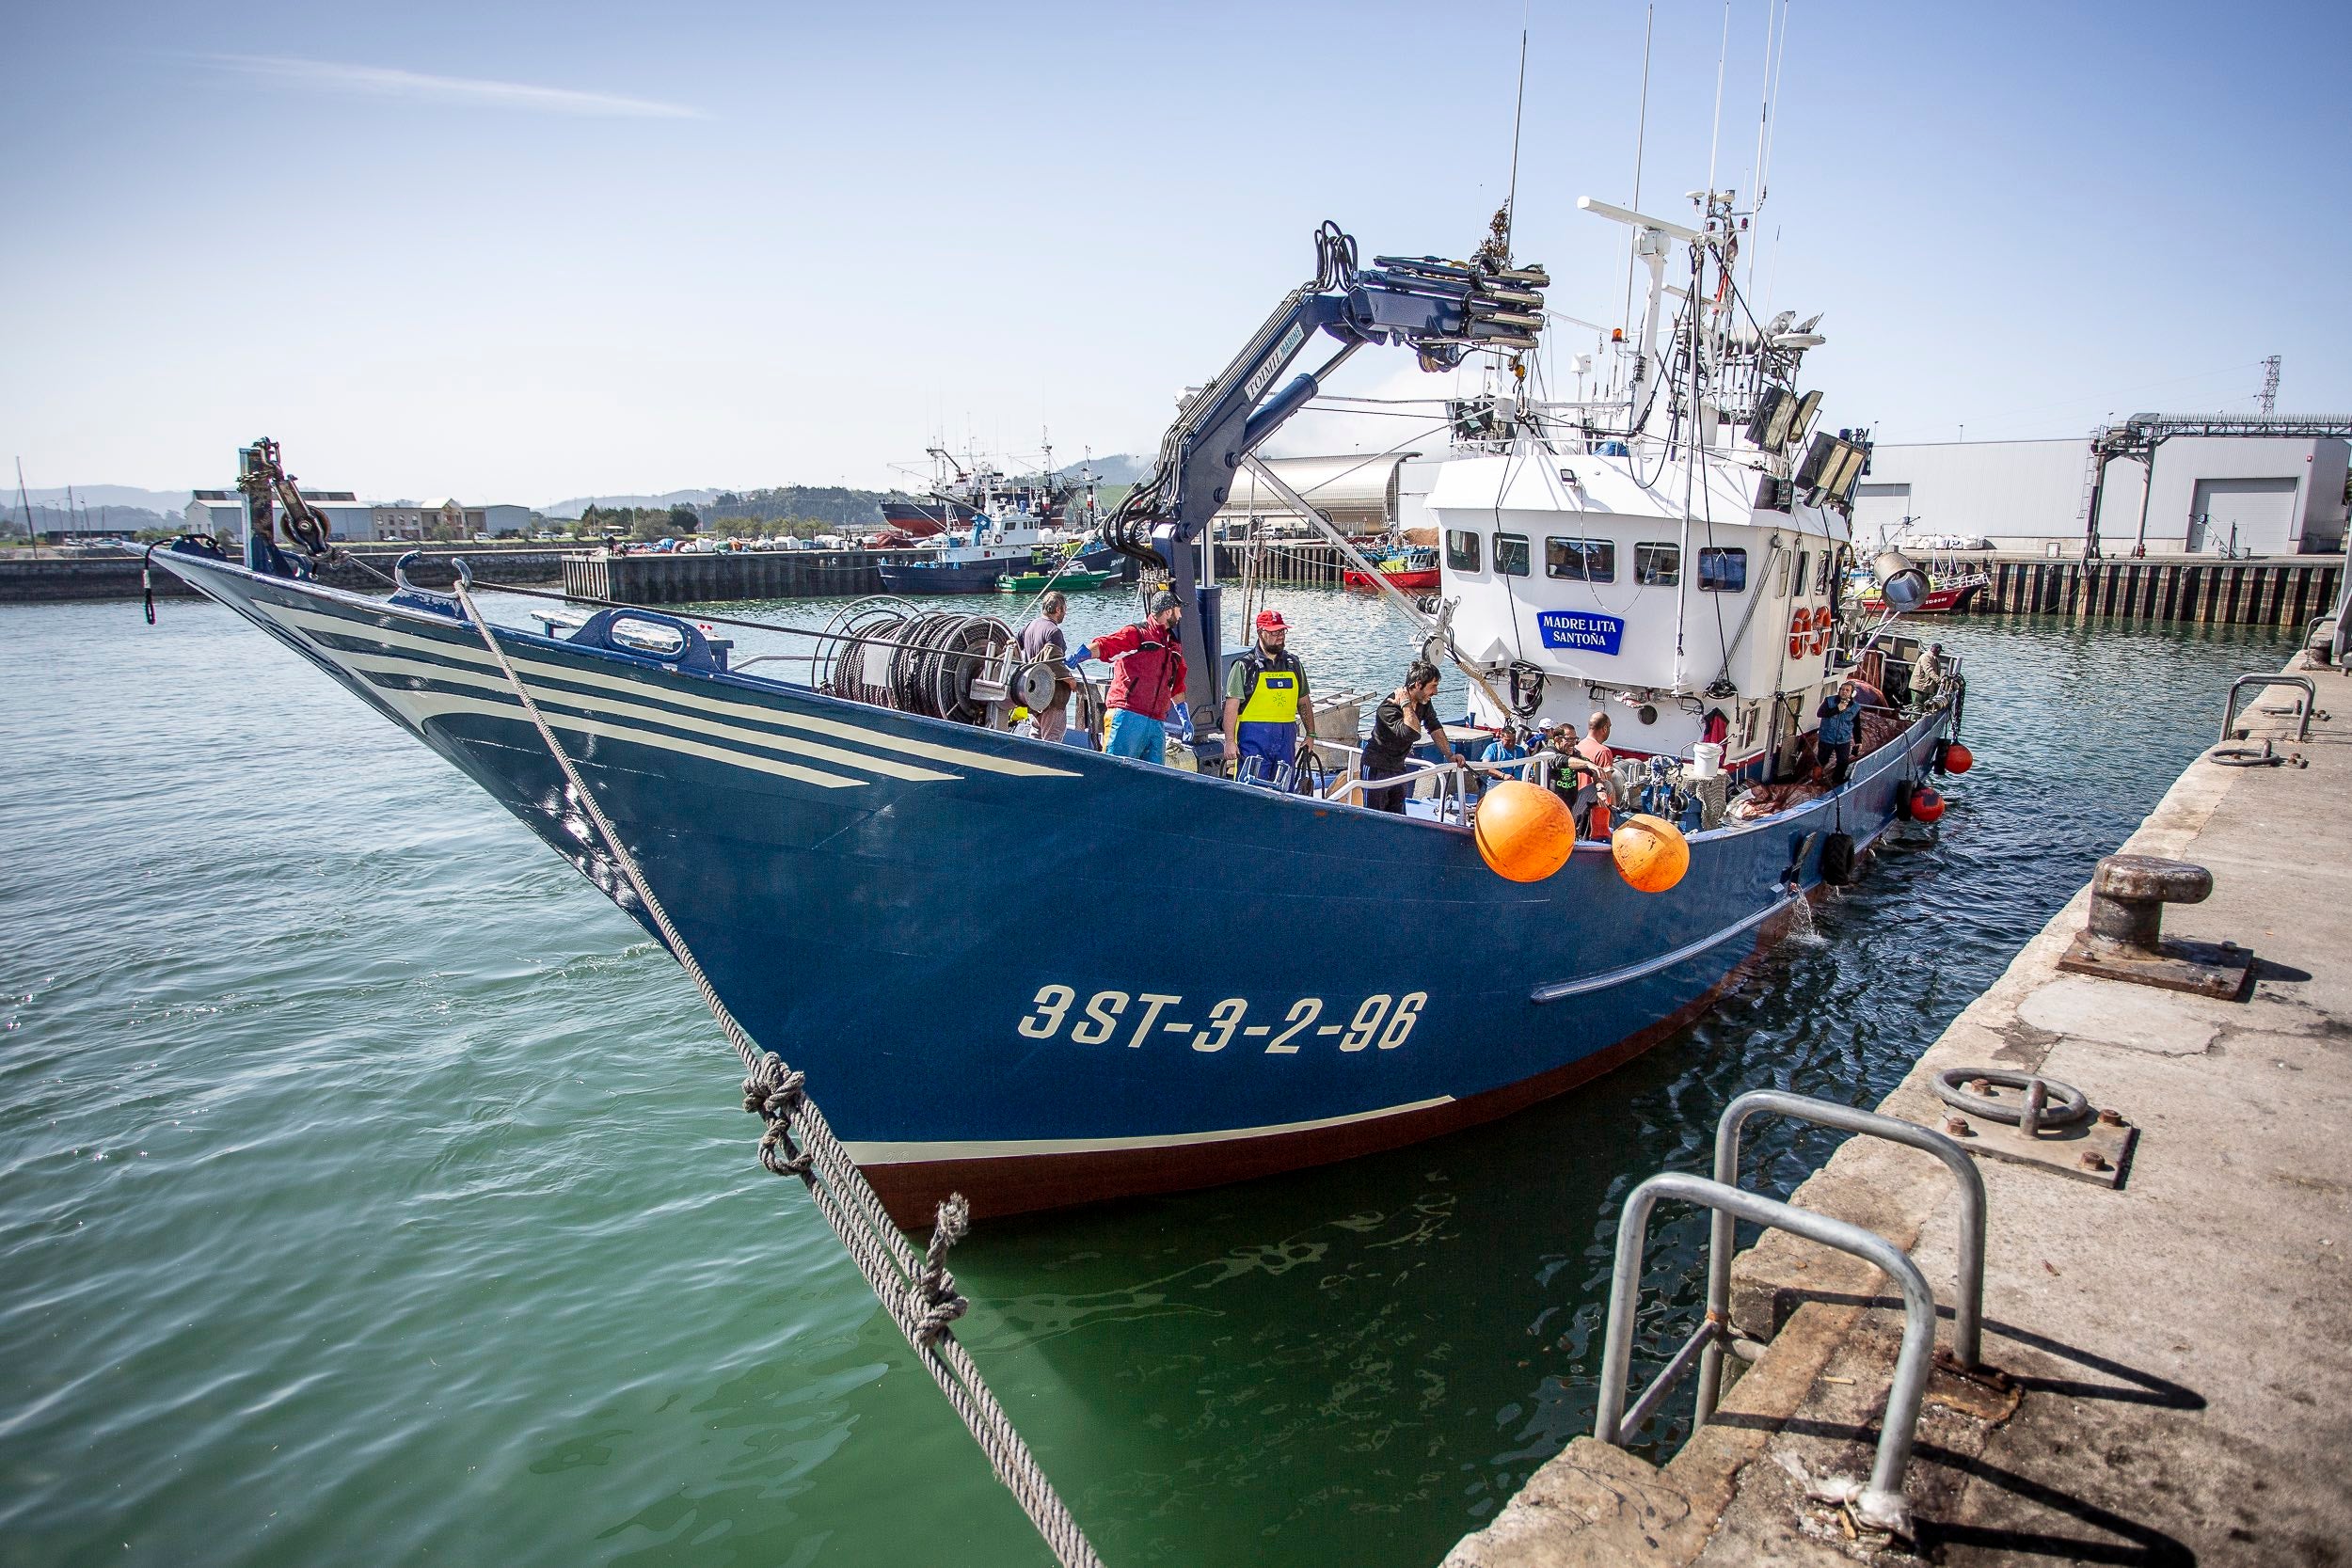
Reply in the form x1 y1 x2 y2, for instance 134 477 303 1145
1856 414 2350 558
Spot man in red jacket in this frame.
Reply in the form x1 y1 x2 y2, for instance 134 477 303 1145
1087 592 1188 764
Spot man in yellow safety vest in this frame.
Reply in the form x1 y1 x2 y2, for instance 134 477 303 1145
1221 609 1317 784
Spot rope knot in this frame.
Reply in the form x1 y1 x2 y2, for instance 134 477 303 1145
757 1120 816 1178
741 1058 803 1116
909 1195 973 1347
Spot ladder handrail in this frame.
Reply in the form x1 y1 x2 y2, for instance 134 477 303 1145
1694 1090 1986 1423
1593 1172 1935 1538
2221 673 2315 742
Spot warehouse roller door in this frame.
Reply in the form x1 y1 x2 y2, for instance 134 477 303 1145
2188 477 2296 555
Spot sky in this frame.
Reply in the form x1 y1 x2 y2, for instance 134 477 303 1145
4 0 2346 506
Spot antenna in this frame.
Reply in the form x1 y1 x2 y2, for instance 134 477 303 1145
1703 0 1731 203
1618 5 1656 354
1504 26 1529 245
2259 356 2280 416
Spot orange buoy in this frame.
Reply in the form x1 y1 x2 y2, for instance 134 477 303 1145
1472 780 1576 882
1611 812 1691 893
1942 741 1974 775
1909 784 1947 824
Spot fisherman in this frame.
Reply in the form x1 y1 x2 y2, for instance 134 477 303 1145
1815 680 1861 784
1358 660 1456 814
1913 641 1947 707
1547 724 1605 835
1017 591 1076 744
1221 609 1316 784
1475 723 1529 796
1086 592 1188 764
1577 712 1616 772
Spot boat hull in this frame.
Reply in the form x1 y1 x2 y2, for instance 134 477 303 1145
874 557 1013 594
151 547 1957 1225
1343 568 1441 593
1863 579 1984 615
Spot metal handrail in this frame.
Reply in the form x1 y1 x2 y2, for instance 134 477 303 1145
1693 1090 1986 1424
1593 1172 1934 1537
2221 673 2315 742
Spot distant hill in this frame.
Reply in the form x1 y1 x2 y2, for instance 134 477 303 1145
537 489 721 521
16 485 191 515
1051 453 1149 486
695 485 904 530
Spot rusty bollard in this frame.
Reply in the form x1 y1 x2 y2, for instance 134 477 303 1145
2058 854 2251 999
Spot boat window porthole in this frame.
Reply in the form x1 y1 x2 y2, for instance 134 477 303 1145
1446 529 1482 573
1776 554 1791 596
1633 543 1680 587
1494 533 1531 578
1697 547 1747 593
1793 550 1810 595
1546 537 1615 583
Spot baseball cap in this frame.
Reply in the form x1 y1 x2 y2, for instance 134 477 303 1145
1255 610 1286 630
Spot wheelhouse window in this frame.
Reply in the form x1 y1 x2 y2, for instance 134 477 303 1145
1494 532 1531 577
1445 529 1482 572
1815 549 1835 594
1546 536 1616 582
1793 549 1811 597
1697 547 1748 592
1633 543 1680 586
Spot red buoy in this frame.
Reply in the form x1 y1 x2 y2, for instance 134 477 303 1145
1909 785 1947 824
1942 741 1974 775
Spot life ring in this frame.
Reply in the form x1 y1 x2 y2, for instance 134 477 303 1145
1809 609 1831 656
1788 609 1812 660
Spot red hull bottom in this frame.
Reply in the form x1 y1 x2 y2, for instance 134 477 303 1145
1343 569 1441 593
1863 582 1983 615
859 908 1803 1226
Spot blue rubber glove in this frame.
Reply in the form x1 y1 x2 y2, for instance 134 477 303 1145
1070 642 1091 664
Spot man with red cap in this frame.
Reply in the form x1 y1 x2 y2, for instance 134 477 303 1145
1221 607 1316 784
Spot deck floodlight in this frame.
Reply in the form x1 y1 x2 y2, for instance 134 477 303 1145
1744 387 1787 451
1794 431 1839 491
1825 443 1867 500
1786 389 1824 451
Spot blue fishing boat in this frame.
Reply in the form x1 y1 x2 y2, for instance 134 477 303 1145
148 200 1963 1225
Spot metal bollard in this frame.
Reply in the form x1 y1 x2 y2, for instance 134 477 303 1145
2060 854 2251 999
2083 855 2210 954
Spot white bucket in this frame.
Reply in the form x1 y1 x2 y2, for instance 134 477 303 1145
1691 742 1724 781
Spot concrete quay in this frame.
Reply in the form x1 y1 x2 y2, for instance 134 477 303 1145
1448 646 2352 1566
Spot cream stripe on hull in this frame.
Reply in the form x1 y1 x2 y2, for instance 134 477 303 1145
262 600 1080 778
842 1094 1457 1164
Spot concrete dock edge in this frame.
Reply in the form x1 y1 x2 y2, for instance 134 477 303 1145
1446 644 2352 1565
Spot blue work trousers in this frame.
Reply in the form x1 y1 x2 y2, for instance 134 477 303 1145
1104 707 1168 764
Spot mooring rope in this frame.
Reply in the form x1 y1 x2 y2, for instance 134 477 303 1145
451 571 1104 1568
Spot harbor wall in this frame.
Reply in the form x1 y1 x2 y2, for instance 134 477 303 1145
0 546 577 603
560 540 1368 605
1966 551 2340 627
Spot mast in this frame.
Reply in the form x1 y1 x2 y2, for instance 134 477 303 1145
14 458 35 559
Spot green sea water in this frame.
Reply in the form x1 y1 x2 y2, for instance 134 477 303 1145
0 588 2291 1567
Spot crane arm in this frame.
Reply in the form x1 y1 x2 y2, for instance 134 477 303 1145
1102 218 1549 762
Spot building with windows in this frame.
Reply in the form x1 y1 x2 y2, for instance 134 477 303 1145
185 488 374 543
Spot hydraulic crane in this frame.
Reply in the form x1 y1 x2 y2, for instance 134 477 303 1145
1102 216 1548 763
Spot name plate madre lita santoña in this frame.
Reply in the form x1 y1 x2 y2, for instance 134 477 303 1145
1536 610 1626 655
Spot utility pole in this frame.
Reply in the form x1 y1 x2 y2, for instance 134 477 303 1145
2258 356 2280 417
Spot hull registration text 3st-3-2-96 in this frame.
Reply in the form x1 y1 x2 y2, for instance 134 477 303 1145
1017 988 1429 1053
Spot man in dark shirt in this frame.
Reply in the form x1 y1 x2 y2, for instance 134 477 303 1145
1358 660 1455 814
1816 681 1860 784
1017 591 1075 743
